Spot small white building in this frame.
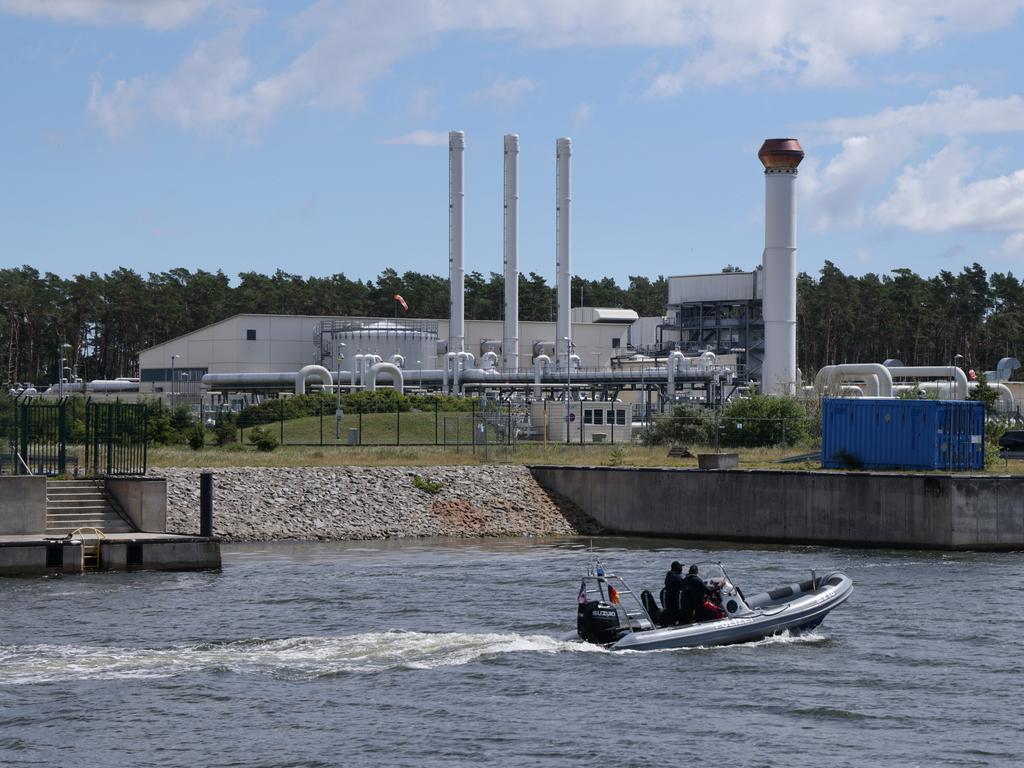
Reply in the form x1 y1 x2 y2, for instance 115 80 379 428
529 400 632 443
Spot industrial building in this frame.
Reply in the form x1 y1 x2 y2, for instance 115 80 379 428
137 310 637 392
93 132 814 427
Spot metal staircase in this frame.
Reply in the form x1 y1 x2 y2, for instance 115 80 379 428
45 480 136 536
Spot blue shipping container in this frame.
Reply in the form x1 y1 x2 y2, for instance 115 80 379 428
821 398 985 471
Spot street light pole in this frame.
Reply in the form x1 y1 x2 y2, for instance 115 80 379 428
335 341 346 441
58 343 71 399
170 354 179 408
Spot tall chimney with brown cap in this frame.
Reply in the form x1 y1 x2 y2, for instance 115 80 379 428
758 138 804 395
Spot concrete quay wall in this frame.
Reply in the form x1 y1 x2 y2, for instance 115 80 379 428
529 466 1024 551
0 476 47 535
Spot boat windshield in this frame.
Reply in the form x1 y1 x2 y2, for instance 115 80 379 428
693 562 729 587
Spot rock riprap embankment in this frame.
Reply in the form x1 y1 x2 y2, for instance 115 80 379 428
154 466 601 541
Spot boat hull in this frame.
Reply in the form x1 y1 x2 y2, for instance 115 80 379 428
609 573 853 651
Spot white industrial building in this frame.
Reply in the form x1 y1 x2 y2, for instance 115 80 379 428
137 310 637 394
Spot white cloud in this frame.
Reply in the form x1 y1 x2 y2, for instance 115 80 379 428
377 130 448 146
89 27 253 134
573 101 592 128
877 140 1024 233
407 87 438 119
803 133 918 229
801 87 1024 238
472 76 536 106
807 87 1024 142
88 73 145 136
0 0 212 29
999 233 1024 259
642 2 1024 97
77 1 1024 135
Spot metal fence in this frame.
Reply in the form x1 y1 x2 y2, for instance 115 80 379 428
641 409 817 449
234 398 527 448
84 400 149 476
0 397 69 475
0 396 149 477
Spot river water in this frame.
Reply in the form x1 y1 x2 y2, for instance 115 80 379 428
2 538 1022 767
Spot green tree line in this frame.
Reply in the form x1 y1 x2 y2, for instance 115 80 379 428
2 260 1021 386
0 265 667 384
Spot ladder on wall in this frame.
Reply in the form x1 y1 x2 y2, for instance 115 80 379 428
70 528 106 572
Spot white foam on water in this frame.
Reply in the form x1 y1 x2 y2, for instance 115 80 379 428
0 631 604 685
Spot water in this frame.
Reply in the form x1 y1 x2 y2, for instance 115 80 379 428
2 538 1022 767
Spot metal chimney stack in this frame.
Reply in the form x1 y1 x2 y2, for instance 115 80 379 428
555 137 572 369
502 134 520 371
448 130 465 355
758 138 804 395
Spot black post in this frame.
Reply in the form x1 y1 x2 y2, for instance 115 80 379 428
200 471 214 538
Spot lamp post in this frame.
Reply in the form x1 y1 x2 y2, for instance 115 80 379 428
58 343 71 399
180 372 190 406
563 337 571 444
417 360 422 391
170 354 179 408
335 341 346 441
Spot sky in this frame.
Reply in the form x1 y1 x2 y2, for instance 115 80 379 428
1 0 1024 287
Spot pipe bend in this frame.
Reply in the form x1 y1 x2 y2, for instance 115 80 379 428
366 362 404 394
296 364 333 395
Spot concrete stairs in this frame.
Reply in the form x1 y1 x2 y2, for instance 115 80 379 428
46 480 136 536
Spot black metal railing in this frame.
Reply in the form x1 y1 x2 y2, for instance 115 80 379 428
84 401 149 476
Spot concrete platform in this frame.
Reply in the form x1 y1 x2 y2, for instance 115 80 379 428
0 532 221 576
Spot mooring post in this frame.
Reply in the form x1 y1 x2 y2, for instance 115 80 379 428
200 471 214 538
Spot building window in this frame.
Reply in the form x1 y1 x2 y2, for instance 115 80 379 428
616 410 626 426
246 329 256 341
583 408 593 425
593 409 604 425
611 337 621 348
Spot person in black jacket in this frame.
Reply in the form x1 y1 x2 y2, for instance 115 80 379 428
681 564 719 623
661 561 687 625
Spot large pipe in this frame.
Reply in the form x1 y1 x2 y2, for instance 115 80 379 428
295 365 333 395
534 354 551 399
556 137 572 370
813 364 893 398
202 368 341 393
888 366 969 400
503 133 520 372
759 138 803 395
366 361 404 394
667 351 684 397
893 381 1014 411
449 130 465 356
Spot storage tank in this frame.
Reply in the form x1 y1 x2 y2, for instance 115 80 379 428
316 319 438 371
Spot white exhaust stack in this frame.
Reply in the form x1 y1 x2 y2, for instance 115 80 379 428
503 134 520 371
556 137 572 369
759 138 804 395
448 130 465 355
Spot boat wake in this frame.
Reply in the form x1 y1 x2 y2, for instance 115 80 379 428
0 631 604 685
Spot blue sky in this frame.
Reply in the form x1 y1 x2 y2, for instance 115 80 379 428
1 1 1023 286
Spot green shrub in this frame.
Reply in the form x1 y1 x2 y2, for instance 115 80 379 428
212 412 238 446
719 395 811 448
237 391 482 428
187 424 206 451
640 405 713 446
247 425 279 452
412 474 443 494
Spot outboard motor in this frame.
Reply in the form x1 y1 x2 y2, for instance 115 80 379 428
577 599 630 645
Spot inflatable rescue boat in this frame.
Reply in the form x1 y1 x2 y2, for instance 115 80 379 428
576 562 853 651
